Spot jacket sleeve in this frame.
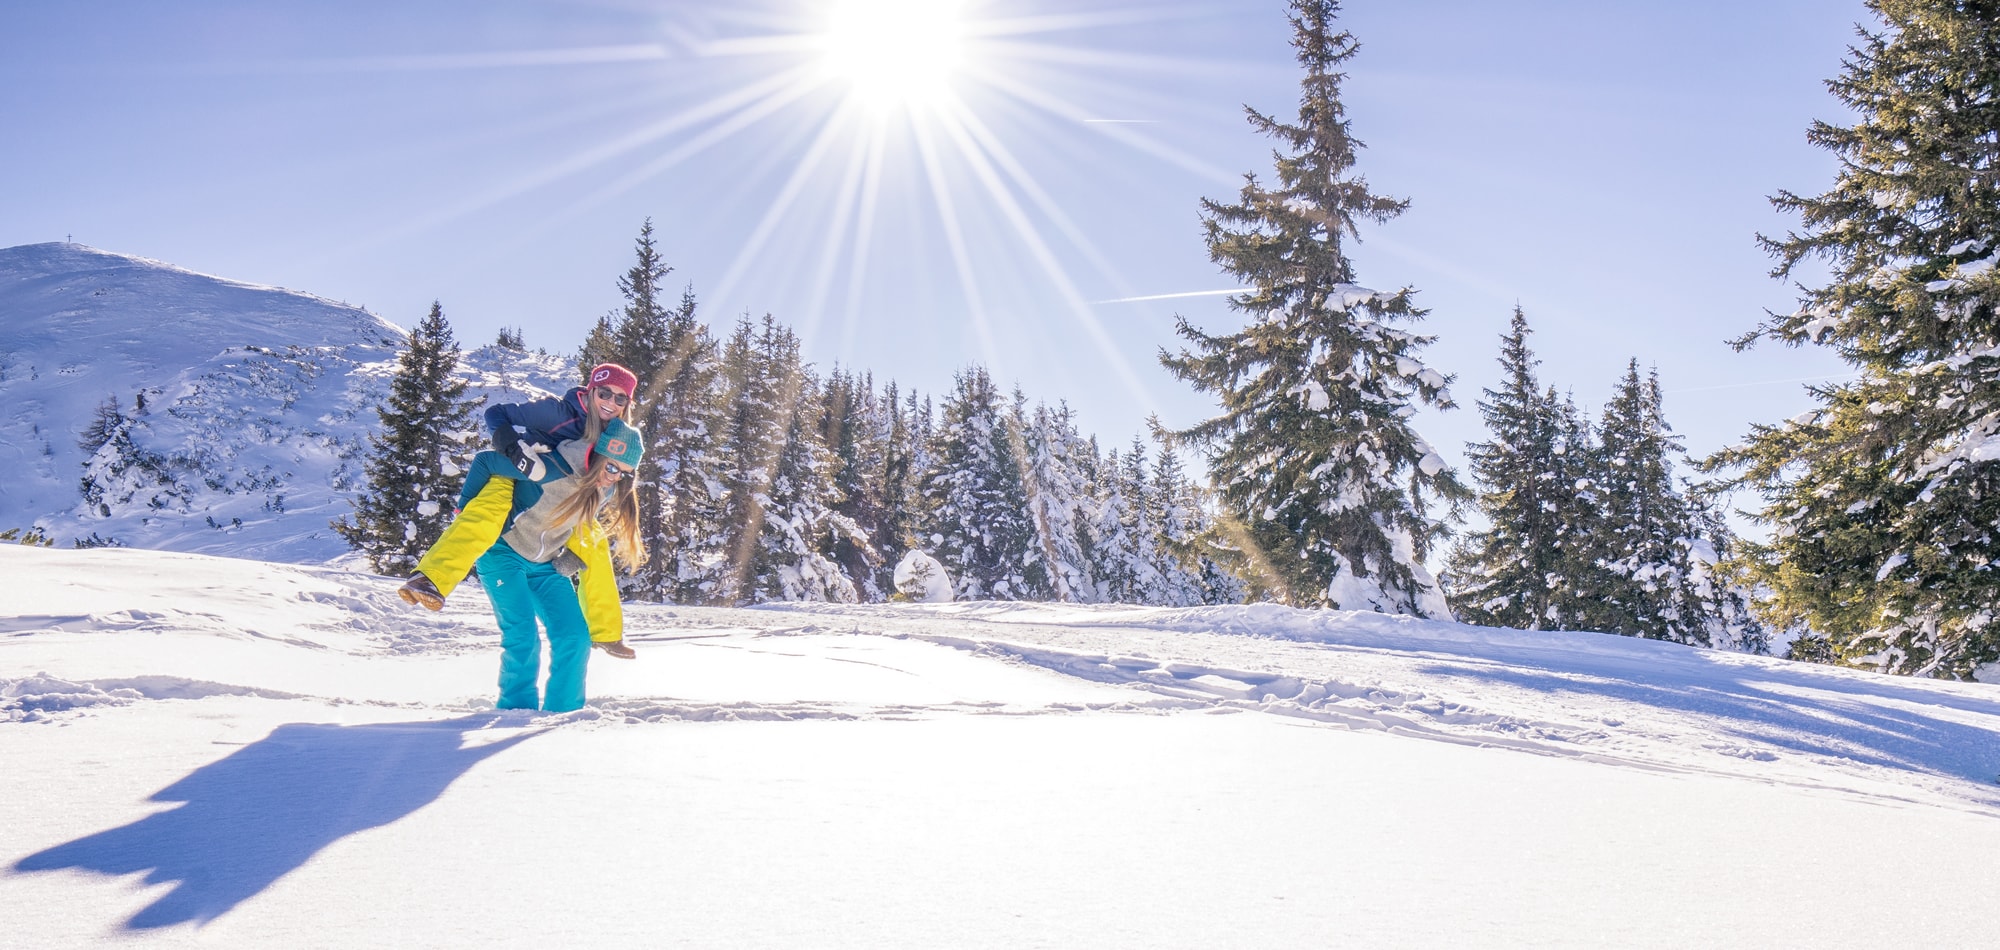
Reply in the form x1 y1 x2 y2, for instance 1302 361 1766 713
568 519 624 643
486 394 576 449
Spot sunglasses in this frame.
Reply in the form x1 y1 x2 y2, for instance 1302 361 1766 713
593 386 631 408
605 462 633 479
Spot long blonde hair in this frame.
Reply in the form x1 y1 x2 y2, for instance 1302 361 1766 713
544 452 647 571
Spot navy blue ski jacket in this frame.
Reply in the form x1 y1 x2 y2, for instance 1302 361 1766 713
485 386 593 458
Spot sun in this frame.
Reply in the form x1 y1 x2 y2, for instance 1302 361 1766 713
818 0 967 111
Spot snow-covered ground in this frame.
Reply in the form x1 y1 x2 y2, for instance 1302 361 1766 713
4 544 2000 949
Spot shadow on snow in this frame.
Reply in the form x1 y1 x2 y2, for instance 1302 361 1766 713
1413 658 2000 790
12 715 542 930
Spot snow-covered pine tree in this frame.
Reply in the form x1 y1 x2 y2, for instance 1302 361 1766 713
1159 0 1465 615
1086 445 1147 603
1023 402 1096 602
1574 362 1704 643
709 315 792 604
642 286 725 604
820 368 888 599
920 366 1041 600
753 369 862 603
608 218 677 596
75 393 166 520
1148 436 1213 606
601 223 729 602
333 301 479 574
1545 387 1603 627
1003 388 1060 601
1117 435 1170 603
1448 308 1571 629
1684 485 1772 655
872 381 924 594
1709 0 2000 678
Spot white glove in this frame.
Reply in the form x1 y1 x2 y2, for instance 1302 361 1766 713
515 442 551 481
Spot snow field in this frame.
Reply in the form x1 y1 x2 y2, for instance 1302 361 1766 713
5 545 2000 948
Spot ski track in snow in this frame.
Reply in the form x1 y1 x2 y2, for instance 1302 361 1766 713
6 554 2000 815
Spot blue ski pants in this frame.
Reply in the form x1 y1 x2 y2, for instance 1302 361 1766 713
476 542 592 713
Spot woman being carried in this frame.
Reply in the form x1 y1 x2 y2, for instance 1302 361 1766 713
398 362 638 611
449 417 647 711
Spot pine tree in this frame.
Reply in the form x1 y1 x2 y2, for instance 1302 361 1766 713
1159 0 1465 615
710 315 790 604
921 367 1041 599
873 381 924 593
1448 309 1571 629
641 286 726 604
1710 0 2000 677
1023 402 1096 602
1087 446 1141 603
1117 435 1169 603
1684 486 1773 654
1544 388 1602 627
820 368 889 599
1580 362 1702 643
333 301 479 574
1148 436 1213 606
601 223 731 603
746 368 859 603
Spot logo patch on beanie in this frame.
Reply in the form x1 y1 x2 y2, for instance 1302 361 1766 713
606 437 629 456
593 368 613 384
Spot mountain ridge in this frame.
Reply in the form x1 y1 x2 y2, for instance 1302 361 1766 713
0 242 575 564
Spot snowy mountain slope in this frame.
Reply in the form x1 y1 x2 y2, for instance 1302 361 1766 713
0 243 575 561
4 545 2000 949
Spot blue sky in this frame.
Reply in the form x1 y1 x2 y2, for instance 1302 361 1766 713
3 0 1863 491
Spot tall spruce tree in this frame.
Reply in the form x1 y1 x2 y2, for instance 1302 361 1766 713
333 301 479 574
1149 438 1213 606
1544 388 1604 626
604 224 729 603
1448 308 1571 629
754 370 861 603
1160 0 1465 615
710 315 792 604
1684 486 1773 654
1580 362 1703 643
1087 445 1147 603
819 368 889 599
872 381 923 593
1023 402 1097 602
1709 0 2000 676
921 367 1041 599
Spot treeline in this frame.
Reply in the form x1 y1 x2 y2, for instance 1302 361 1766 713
1444 309 1765 652
347 222 1246 608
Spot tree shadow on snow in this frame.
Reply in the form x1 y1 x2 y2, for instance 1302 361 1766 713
1411 658 2000 792
12 715 542 930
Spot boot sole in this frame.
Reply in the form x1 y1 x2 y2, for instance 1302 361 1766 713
397 586 445 611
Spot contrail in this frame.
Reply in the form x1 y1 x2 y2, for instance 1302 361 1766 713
187 44 671 75
1096 288 1239 304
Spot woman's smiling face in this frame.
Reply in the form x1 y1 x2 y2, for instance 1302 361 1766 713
589 385 630 421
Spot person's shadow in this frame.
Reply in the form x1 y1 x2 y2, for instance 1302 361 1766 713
13 715 542 929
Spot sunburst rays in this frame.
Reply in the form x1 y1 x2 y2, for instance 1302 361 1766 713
322 2 1239 419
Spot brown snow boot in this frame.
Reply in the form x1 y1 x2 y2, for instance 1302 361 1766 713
593 639 637 659
397 573 445 611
